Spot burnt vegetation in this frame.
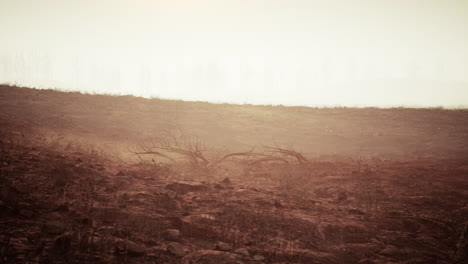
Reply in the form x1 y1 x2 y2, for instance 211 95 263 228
0 84 468 264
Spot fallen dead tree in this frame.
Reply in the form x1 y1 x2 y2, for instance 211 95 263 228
263 146 308 164
130 133 261 176
131 134 314 184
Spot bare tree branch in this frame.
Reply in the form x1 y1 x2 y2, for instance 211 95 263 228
209 147 260 167
247 156 290 167
263 146 308 164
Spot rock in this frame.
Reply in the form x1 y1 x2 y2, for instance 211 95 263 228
417 234 437 245
234 248 250 256
165 182 208 195
456 222 468 260
216 242 233 251
358 259 375 264
188 214 217 226
337 191 348 202
253 254 265 261
15 184 31 193
348 208 366 215
125 241 147 256
274 199 283 208
165 190 177 199
116 170 125 176
98 226 114 234
43 222 66 235
379 245 400 256
221 177 231 184
17 201 31 207
19 209 34 218
53 202 69 212
115 239 147 256
79 215 94 227
214 183 226 190
167 242 186 257
46 212 64 221
182 250 240 264
164 229 180 241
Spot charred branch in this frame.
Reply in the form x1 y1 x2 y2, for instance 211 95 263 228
263 146 308 164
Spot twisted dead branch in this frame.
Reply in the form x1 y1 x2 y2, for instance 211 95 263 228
131 134 262 174
263 143 309 164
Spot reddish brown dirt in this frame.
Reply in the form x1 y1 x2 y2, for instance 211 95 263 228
0 85 467 264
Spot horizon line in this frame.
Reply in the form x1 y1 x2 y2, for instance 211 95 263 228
2 83 468 110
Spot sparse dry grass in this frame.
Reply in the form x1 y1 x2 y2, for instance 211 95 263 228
0 85 467 263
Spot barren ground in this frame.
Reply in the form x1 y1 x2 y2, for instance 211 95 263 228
1 85 467 264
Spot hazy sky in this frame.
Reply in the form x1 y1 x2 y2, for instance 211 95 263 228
1 0 468 106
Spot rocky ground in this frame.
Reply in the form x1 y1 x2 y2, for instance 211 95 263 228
1 135 467 264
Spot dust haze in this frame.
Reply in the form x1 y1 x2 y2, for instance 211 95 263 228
1 1 468 264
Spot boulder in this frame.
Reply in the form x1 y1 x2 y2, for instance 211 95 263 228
115 239 147 256
215 242 233 251
164 229 181 241
379 245 399 256
167 242 186 257
234 248 250 257
125 241 147 256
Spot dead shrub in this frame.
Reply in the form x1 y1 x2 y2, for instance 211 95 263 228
351 160 386 213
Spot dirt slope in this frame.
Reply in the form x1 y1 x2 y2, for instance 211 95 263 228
1 85 468 159
1 85 468 263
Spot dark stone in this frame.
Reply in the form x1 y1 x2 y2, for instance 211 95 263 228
379 245 399 256
164 229 180 241
221 177 231 184
167 242 186 257
53 203 69 212
115 239 147 256
234 248 250 256
125 240 147 256
215 242 232 251
43 222 66 235
19 209 34 218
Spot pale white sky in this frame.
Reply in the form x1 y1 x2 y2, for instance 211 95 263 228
1 0 467 106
